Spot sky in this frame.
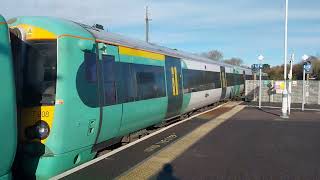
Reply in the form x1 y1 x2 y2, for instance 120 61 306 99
1 0 320 66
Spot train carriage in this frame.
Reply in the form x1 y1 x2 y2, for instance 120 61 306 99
0 15 17 180
9 16 253 179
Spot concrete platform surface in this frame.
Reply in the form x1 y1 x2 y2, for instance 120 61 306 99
57 104 320 180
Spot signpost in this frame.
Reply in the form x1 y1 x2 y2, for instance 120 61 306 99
302 55 310 111
288 53 294 115
258 55 264 109
281 0 289 119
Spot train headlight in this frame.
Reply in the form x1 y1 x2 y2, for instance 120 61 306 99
25 121 50 140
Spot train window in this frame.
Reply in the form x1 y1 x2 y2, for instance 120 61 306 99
116 63 166 102
226 73 232 86
116 63 136 103
182 69 221 93
101 55 117 106
23 40 57 106
84 52 97 82
133 64 166 101
213 71 222 88
226 73 244 86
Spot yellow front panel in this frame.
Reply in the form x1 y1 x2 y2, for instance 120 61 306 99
21 106 55 143
12 24 57 40
119 46 165 61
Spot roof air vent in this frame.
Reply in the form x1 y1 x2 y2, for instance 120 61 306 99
92 24 104 30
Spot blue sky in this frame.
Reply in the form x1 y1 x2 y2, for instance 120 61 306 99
2 0 320 66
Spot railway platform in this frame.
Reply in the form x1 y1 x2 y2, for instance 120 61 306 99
53 102 320 180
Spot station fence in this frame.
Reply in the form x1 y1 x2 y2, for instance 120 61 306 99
245 80 320 105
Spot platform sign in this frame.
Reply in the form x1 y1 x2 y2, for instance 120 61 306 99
251 64 260 73
263 80 270 85
274 81 285 94
304 61 312 74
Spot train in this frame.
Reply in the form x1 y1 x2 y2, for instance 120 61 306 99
0 15 17 180
3 16 268 179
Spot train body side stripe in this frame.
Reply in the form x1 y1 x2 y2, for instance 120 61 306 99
119 46 165 61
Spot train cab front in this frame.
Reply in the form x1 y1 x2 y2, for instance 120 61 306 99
9 25 58 179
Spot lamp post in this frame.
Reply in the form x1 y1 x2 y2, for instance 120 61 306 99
258 55 264 109
302 54 309 111
281 0 289 118
288 53 294 115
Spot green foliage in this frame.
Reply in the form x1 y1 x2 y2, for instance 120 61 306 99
265 56 320 80
224 57 243 66
201 50 223 61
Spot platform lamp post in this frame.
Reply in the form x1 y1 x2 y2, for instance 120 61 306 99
302 54 309 111
281 0 289 119
288 53 294 115
258 55 264 109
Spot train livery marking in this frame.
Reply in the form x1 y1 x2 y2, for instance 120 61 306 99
119 46 165 61
21 106 55 143
171 66 179 96
12 24 56 40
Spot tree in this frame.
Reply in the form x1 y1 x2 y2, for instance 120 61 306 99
262 64 270 70
224 57 243 66
309 56 320 79
201 50 223 61
264 55 320 80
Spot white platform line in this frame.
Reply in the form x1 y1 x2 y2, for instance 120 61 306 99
247 105 320 111
51 103 227 180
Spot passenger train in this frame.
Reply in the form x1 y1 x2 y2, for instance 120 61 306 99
0 15 17 180
4 16 267 179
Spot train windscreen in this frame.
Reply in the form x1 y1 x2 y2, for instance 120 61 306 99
22 40 57 106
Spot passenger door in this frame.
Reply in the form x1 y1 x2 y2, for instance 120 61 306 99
220 66 227 100
165 56 183 118
95 43 122 146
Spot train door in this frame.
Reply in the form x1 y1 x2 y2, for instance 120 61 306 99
165 56 183 118
95 43 122 147
0 15 16 179
220 66 227 100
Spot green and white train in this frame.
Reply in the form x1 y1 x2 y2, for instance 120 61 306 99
6 16 261 179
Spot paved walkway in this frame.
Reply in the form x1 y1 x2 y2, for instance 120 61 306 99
58 104 320 180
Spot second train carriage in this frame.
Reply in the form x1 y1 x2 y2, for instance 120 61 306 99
9 16 254 179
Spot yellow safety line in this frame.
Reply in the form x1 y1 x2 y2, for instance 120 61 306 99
117 104 245 180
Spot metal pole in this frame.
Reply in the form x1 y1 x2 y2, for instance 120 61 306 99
302 68 305 111
281 0 289 118
288 53 294 114
259 67 262 108
258 55 264 108
284 0 288 89
145 6 150 43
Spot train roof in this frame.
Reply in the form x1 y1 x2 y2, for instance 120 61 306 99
8 16 251 71
77 23 250 71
